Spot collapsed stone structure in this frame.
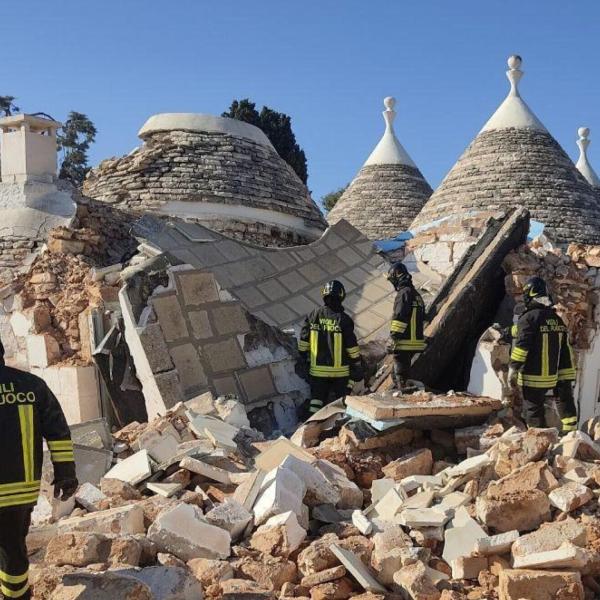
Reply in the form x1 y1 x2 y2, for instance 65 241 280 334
83 113 327 246
412 56 600 245
327 97 432 240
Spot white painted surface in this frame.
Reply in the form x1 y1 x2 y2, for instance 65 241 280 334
138 112 274 149
576 127 600 188
158 199 324 240
467 341 504 400
481 55 547 133
364 97 417 167
576 307 600 423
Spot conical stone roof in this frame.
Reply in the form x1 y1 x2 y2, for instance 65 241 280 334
412 56 600 245
327 97 432 240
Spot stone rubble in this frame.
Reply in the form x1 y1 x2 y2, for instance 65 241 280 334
24 389 600 600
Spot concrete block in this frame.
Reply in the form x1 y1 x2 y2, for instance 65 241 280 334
370 478 395 505
214 396 250 428
512 542 588 570
445 453 493 477
60 503 145 535
315 459 363 509
253 466 306 525
473 530 519 556
284 294 317 317
152 294 189 342
169 343 207 396
436 491 470 511
73 445 113 486
137 429 180 464
336 246 363 267
104 450 152 486
70 418 112 450
548 481 593 512
403 490 435 509
451 555 488 580
263 303 297 325
212 304 249 335
26 333 60 368
372 487 406 521
442 506 487 564
511 519 586 558
392 561 440 600
352 510 372 534
250 511 306 556
139 323 174 373
74 482 107 512
476 489 551 533
117 566 203 600
148 503 230 561
177 270 219 305
188 310 213 339
204 338 246 373
205 499 253 541
154 370 185 410
279 454 340 506
382 448 433 481
146 482 183 498
298 262 327 284
236 366 276 402
263 250 298 271
254 436 316 472
400 507 450 528
232 285 267 309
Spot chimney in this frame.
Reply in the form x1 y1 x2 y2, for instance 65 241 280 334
0 114 62 184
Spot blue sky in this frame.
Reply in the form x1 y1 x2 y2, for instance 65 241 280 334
2 0 599 206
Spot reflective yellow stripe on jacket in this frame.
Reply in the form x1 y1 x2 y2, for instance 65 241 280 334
47 439 75 463
18 405 34 482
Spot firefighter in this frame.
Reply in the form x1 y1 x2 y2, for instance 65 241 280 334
386 262 426 390
509 276 578 432
0 339 78 599
298 280 363 415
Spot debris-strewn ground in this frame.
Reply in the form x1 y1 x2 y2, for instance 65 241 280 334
29 391 600 600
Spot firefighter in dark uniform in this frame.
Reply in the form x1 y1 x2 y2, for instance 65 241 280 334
386 262 426 390
509 277 578 432
298 280 363 415
0 340 78 599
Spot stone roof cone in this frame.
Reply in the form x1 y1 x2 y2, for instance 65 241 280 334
576 127 600 189
327 97 432 240
412 56 600 244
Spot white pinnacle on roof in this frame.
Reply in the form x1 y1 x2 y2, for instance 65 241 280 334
576 127 600 188
363 97 417 167
481 55 547 133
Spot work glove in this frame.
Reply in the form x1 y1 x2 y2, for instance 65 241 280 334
53 477 78 501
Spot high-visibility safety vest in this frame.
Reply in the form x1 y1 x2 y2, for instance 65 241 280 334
390 285 426 352
298 306 362 378
509 305 576 389
0 366 75 509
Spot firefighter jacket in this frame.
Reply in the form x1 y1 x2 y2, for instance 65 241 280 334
298 306 363 380
509 304 576 389
390 284 426 352
0 365 75 509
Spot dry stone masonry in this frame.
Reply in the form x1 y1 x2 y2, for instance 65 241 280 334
83 114 326 247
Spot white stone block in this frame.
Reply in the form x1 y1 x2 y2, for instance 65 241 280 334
279 454 340 506
445 454 492 478
26 334 60 368
148 503 231 561
473 530 519 556
352 510 373 535
253 466 306 525
60 503 145 535
104 450 152 486
137 429 180 464
512 542 588 569
147 482 183 498
205 500 253 541
74 482 107 512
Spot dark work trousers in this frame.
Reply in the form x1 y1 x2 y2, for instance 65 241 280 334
0 506 33 599
521 384 578 431
392 351 415 388
306 376 349 416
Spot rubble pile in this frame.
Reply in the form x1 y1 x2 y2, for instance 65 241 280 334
26 390 600 600
503 239 600 349
13 247 121 364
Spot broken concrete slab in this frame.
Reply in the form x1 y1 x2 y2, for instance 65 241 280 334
50 571 154 599
450 555 488 580
104 449 152 486
370 478 395 505
511 519 587 558
147 503 231 561
381 448 433 481
315 459 363 509
232 470 266 512
254 436 316 471
59 504 145 535
137 428 180 464
205 499 253 541
442 506 487 564
512 542 588 570
473 530 519 556
445 453 492 478
250 511 306 557
393 560 441 600
146 482 183 498
179 455 245 485
330 543 386 593
253 466 306 525
370 487 406 521
74 482 107 512
400 508 450 528
352 510 373 535
487 461 559 497
279 454 340 506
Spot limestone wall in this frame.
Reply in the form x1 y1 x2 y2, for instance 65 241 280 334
412 128 600 245
83 130 326 246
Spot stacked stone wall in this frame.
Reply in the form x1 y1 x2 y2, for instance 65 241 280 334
83 130 326 245
412 128 600 245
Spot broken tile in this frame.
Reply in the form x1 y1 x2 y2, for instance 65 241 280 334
104 450 152 486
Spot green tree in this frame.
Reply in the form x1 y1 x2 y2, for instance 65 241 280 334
322 185 348 212
0 96 20 116
57 111 97 185
223 98 308 184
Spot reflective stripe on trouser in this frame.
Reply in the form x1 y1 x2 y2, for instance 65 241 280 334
309 399 324 414
0 506 33 600
561 416 578 432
